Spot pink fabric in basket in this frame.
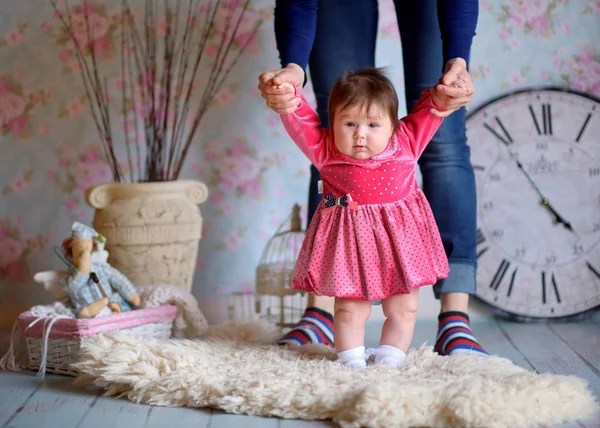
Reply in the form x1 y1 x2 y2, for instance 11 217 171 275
18 305 177 339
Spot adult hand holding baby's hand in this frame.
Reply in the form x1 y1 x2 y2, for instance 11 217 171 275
258 63 304 115
430 58 475 118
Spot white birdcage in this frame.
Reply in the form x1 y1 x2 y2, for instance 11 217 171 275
254 204 307 328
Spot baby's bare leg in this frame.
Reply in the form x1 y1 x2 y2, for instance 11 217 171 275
366 289 419 368
335 298 371 351
380 288 419 352
334 298 371 368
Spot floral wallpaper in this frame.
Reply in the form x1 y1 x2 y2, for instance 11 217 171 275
0 0 598 326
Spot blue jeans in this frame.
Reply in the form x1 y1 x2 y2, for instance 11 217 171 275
306 0 477 298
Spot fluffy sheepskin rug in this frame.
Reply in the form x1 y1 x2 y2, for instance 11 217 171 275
73 319 598 428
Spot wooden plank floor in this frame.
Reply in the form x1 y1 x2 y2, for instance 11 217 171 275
1 312 599 428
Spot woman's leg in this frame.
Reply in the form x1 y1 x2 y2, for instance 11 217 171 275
280 0 379 347
307 0 378 223
393 0 487 356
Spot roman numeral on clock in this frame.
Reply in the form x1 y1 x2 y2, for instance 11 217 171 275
529 104 553 135
588 262 600 281
576 113 592 142
541 271 561 304
484 117 513 146
490 259 510 290
476 228 489 259
506 268 517 298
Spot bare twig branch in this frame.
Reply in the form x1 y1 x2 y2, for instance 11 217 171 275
51 0 262 182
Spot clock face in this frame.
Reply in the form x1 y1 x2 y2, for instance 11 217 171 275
467 88 600 320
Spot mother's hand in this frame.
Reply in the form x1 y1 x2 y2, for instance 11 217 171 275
258 63 304 115
430 58 475 118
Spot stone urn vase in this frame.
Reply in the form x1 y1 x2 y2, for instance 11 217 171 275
85 180 209 292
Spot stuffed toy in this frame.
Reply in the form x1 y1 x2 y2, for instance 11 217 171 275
34 222 140 318
34 226 112 303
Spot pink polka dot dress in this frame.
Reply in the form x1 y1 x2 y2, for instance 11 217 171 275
280 90 449 301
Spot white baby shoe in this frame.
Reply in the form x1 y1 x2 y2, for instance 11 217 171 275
366 345 406 368
337 346 367 368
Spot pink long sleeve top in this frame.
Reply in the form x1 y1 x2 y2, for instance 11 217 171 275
280 90 450 301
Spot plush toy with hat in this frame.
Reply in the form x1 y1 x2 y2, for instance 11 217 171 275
60 221 140 318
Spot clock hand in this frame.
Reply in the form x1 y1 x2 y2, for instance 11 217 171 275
540 198 576 233
513 159 545 198
513 159 578 235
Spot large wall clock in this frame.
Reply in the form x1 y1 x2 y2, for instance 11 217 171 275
467 87 600 321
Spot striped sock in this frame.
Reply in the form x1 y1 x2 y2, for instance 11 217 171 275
435 311 488 356
278 307 334 347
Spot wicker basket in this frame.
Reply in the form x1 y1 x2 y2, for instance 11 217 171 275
17 305 176 376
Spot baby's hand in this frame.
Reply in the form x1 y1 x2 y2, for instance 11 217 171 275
278 82 296 93
267 82 300 115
